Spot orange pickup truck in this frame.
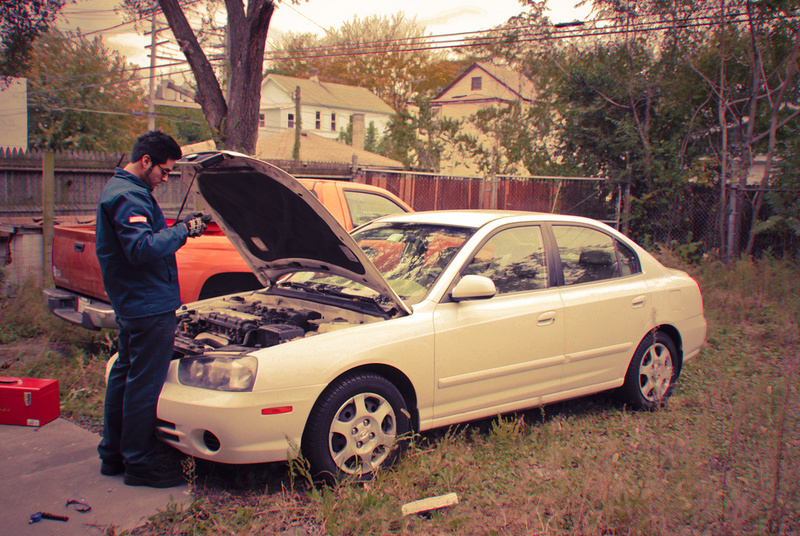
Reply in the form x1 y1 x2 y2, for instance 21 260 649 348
44 179 411 330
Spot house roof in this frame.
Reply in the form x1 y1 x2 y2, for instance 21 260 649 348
432 62 537 104
255 129 404 169
263 74 395 115
181 133 403 169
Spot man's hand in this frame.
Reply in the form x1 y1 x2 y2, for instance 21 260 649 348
182 213 211 237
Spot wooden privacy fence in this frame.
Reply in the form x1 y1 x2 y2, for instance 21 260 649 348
0 148 611 223
0 147 610 290
355 169 612 222
0 148 192 225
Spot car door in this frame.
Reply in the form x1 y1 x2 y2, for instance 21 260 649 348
551 224 654 393
431 224 565 425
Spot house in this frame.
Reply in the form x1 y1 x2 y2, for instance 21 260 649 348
0 78 28 150
259 73 395 140
181 123 405 170
430 62 537 120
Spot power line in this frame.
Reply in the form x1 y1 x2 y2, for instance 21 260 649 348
29 9 800 98
263 10 798 60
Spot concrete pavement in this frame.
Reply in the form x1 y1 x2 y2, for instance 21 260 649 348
0 418 190 536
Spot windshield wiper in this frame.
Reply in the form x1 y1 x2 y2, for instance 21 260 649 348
279 281 322 294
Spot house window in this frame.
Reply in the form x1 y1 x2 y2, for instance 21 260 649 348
288 113 295 128
259 113 265 128
315 111 321 130
471 76 482 91
331 113 336 131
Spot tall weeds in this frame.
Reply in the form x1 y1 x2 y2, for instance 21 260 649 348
3 257 799 535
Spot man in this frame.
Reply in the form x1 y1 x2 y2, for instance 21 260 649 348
96 131 208 488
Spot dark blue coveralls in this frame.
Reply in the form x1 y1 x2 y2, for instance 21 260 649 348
96 167 189 470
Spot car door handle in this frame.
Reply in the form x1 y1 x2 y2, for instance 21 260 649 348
537 311 556 326
74 242 85 253
632 295 646 308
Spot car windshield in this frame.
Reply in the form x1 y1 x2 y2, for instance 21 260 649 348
284 222 474 305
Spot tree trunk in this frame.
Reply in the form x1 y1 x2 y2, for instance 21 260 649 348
158 0 274 155
223 0 273 154
744 35 800 256
158 0 227 137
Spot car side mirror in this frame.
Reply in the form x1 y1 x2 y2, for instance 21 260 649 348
450 275 497 302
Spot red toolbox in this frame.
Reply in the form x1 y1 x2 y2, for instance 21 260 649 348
0 377 60 427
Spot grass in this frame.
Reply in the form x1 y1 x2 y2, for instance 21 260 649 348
0 281 112 429
1 255 798 535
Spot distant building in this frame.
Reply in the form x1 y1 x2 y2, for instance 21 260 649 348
155 81 200 109
431 62 536 120
259 73 395 140
0 78 28 150
254 129 403 169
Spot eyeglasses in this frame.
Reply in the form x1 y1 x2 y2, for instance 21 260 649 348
155 164 171 177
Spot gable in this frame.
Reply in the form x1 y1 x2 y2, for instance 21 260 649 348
432 62 535 105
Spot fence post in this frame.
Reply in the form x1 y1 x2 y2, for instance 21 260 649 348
42 150 55 287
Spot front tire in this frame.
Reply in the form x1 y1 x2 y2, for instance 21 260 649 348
621 331 679 410
302 372 411 482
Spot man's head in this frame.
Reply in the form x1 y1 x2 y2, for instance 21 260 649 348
126 131 183 189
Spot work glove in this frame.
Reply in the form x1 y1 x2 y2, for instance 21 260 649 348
181 212 211 237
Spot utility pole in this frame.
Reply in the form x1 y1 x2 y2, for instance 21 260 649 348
147 11 158 130
293 86 301 162
144 10 169 131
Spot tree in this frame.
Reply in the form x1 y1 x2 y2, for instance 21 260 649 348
454 100 555 176
26 31 148 151
122 0 279 154
0 0 69 77
270 13 466 111
586 0 800 258
379 94 460 171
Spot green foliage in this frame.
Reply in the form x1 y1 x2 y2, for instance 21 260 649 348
752 126 800 257
337 120 380 153
455 100 556 175
25 30 147 151
0 0 67 76
270 13 466 111
155 104 213 146
668 232 705 264
380 94 461 171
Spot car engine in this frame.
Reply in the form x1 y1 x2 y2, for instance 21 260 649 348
173 290 376 356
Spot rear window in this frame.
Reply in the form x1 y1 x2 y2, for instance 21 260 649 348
553 225 641 285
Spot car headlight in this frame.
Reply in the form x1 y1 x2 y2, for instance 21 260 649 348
177 354 258 392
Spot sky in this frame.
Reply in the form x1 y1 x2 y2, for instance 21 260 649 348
56 0 593 68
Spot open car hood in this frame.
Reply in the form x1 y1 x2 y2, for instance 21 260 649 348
179 151 411 316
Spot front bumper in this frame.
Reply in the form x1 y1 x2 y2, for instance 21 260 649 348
43 288 116 330
156 368 324 465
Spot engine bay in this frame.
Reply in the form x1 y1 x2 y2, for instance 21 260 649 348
173 289 382 356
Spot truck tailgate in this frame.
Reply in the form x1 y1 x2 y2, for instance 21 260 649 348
52 224 108 302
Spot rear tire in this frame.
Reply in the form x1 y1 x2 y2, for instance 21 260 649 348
620 331 678 410
302 373 410 482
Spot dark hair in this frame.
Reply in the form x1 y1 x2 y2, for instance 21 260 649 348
130 130 182 165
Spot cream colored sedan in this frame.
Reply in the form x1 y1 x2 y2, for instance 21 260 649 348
152 152 706 481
